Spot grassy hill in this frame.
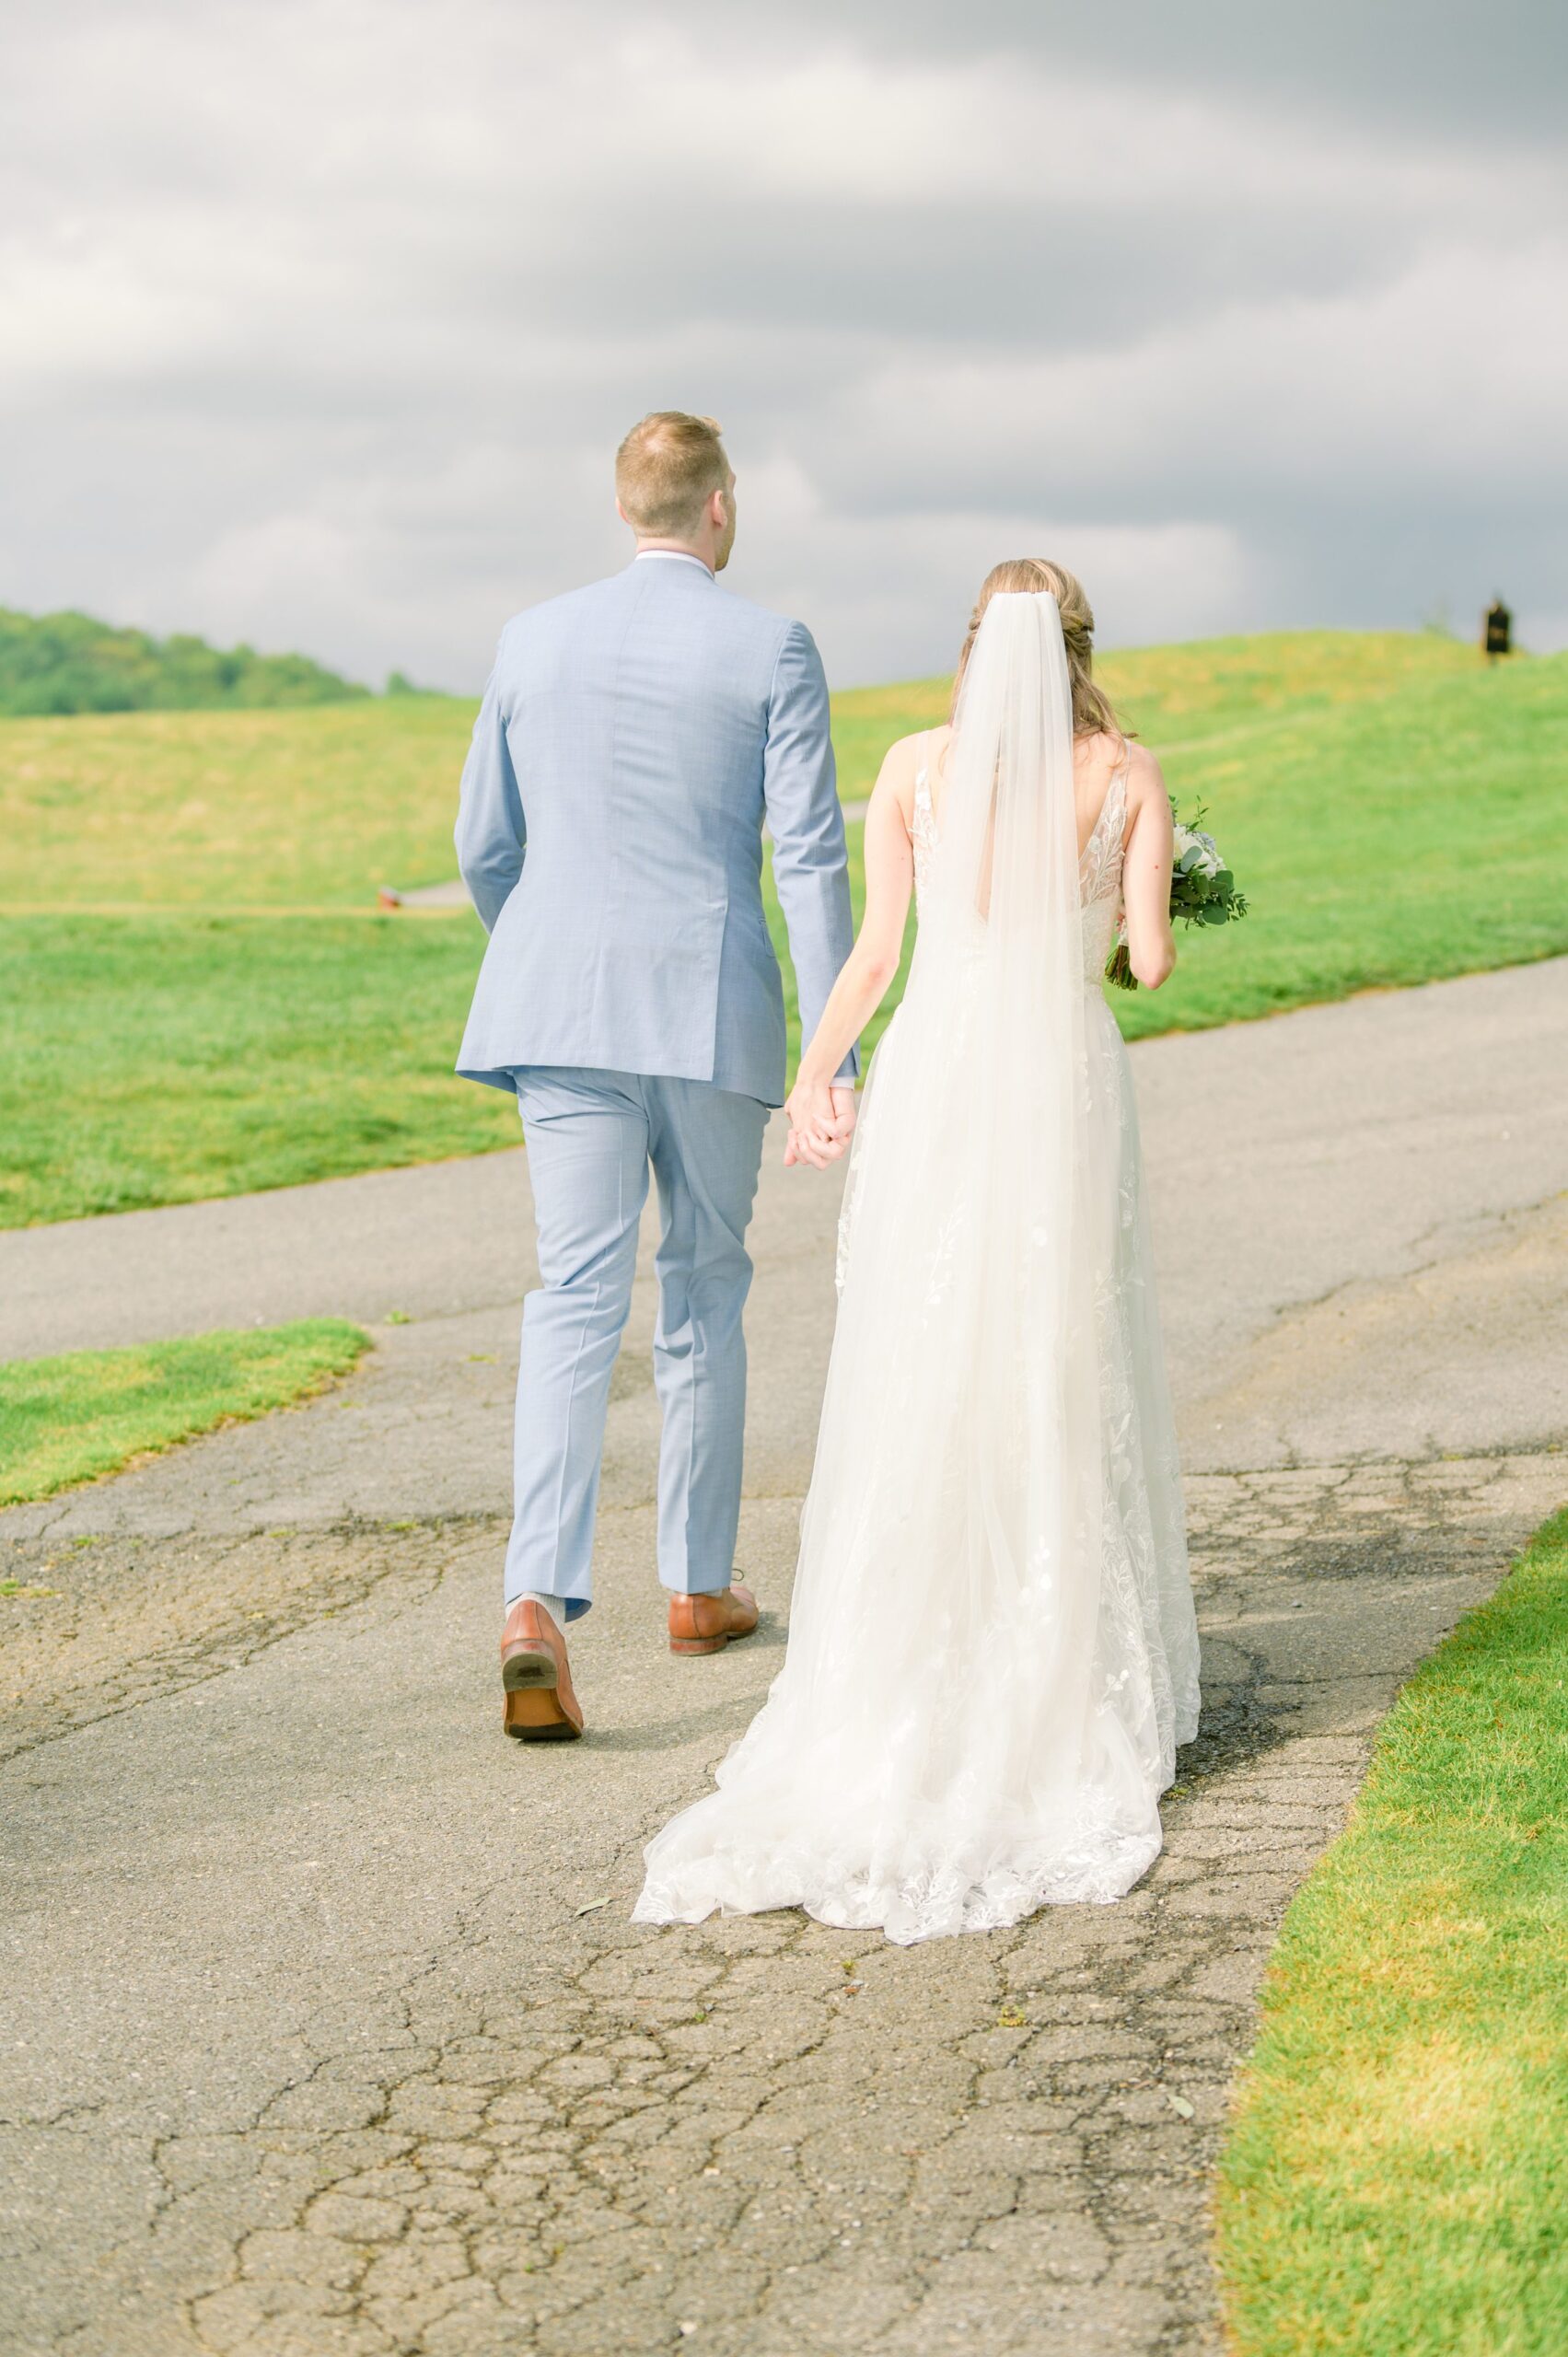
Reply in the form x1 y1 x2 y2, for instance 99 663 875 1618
830 628 1568 1047
830 627 1484 800
0 606 369 716
0 626 1506 909
2 695 466 908
2 631 1562 1227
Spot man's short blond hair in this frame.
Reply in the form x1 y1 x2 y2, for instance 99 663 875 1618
615 412 730 538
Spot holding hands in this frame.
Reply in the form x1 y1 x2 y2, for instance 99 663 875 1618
784 1080 857 1169
784 727 924 1172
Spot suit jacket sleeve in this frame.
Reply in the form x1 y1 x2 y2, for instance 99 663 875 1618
454 651 525 935
762 621 859 1085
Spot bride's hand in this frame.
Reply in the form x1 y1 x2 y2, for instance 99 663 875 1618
784 1073 843 1168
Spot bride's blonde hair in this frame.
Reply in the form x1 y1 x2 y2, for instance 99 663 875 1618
950 558 1124 740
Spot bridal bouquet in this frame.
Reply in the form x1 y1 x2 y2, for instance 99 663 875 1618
1105 797 1248 990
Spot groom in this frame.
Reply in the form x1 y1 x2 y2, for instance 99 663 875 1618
454 412 858 1740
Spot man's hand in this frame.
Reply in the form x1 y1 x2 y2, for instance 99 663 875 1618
829 1086 858 1145
784 1076 857 1169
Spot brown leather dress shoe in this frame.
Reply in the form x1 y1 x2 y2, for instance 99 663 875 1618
668 1582 760 1656
500 1599 585 1740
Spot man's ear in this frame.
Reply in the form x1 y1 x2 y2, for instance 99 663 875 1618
615 498 630 526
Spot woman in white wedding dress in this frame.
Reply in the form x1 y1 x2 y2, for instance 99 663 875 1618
634 560 1201 1945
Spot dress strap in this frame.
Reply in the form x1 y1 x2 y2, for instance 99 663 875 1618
1106 743 1132 832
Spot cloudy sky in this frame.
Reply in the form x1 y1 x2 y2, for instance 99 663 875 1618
4 0 1565 690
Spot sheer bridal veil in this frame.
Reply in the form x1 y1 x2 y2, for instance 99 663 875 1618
635 592 1169 1942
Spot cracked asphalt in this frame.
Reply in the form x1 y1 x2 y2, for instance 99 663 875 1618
3 956 1566 2355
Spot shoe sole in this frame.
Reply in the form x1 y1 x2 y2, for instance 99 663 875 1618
501 1643 582 1741
668 1623 758 1657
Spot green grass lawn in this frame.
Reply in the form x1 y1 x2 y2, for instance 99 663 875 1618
3 630 1562 1226
0 918 516 1227
1114 645 1568 1040
1216 1505 1568 2357
831 637 1568 1057
0 629 1481 908
0 1320 370 1504
828 627 1482 802
1 696 472 909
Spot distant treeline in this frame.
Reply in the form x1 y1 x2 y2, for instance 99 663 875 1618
0 607 375 715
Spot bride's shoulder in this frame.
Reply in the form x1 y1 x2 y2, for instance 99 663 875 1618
1121 739 1167 800
886 724 947 769
872 724 947 810
1121 742 1172 847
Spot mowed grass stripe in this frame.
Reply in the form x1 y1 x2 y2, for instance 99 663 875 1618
0 1319 371 1506
1216 1506 1568 2357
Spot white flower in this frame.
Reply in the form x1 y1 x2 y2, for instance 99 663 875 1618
1174 824 1223 880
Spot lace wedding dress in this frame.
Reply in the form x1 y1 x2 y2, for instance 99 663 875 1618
635 593 1200 1945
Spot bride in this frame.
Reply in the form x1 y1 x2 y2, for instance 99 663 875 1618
634 560 1201 1945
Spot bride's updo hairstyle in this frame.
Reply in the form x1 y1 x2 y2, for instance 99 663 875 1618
951 558 1123 740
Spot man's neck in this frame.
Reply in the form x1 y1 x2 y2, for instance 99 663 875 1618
634 538 714 574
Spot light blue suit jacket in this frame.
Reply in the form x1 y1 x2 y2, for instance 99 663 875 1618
453 554 858 1108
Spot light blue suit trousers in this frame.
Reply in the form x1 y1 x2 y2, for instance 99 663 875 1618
505 1067 768 1619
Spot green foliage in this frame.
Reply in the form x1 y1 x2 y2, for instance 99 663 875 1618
0 606 369 716
1216 1508 1568 2356
0 1320 370 1504
1106 797 1249 989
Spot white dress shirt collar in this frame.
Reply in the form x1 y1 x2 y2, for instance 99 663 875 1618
633 549 714 576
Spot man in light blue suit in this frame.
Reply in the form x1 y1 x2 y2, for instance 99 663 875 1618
454 412 858 1740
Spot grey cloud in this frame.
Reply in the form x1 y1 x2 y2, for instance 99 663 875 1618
490 195 1430 354
676 0 1568 145
1 0 1564 691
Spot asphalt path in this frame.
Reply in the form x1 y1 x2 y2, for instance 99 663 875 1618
2 957 1564 2356
5 956 1563 1471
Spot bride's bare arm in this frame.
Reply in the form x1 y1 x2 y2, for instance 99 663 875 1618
784 744 916 1167
1121 748 1177 990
